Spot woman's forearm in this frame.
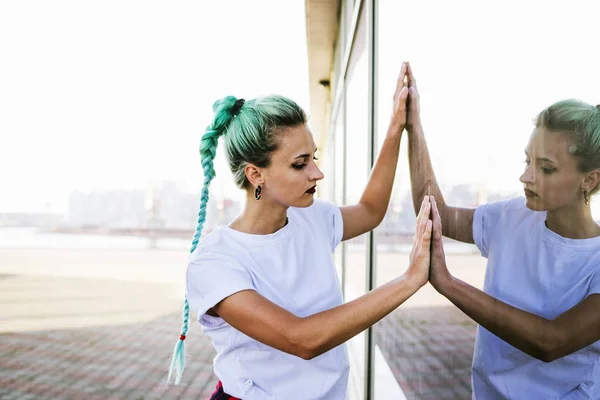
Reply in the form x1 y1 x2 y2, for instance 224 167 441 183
434 276 557 361
407 125 444 213
297 273 422 359
358 130 402 224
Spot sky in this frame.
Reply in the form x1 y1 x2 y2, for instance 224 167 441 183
0 0 310 213
1 0 599 216
374 0 600 215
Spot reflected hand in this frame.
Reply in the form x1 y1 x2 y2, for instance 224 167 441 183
388 62 409 136
406 62 422 133
429 196 452 288
407 196 432 287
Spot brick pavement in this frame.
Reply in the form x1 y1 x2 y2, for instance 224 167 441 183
376 306 477 400
1 313 218 400
0 273 218 400
1 271 478 400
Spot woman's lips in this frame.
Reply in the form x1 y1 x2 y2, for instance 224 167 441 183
306 186 316 194
524 189 537 198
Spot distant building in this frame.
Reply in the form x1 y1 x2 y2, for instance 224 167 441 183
0 212 65 227
67 189 146 228
66 181 242 230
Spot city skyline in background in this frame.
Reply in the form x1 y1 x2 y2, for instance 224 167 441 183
0 179 516 232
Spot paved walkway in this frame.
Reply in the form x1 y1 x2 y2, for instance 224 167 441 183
376 306 476 400
0 274 218 400
0 248 482 399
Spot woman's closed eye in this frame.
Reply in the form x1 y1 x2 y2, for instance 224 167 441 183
541 166 556 174
523 159 555 174
292 156 318 170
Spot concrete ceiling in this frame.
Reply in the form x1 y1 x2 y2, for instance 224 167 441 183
304 0 340 145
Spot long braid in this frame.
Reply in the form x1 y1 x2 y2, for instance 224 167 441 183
167 96 239 385
166 94 306 386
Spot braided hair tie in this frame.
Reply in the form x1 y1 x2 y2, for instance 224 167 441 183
230 99 245 116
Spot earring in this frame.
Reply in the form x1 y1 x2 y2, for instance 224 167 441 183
255 185 262 200
584 190 589 205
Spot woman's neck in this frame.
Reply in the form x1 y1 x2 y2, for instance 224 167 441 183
545 202 600 239
229 194 289 235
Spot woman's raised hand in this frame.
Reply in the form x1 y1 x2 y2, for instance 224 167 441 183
406 195 432 287
406 62 422 133
388 62 409 136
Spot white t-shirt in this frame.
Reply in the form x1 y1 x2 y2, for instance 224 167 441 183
472 197 600 400
186 199 349 400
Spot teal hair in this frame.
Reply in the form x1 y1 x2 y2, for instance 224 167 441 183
536 100 600 194
224 95 307 188
167 94 306 385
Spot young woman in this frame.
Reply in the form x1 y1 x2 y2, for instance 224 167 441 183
406 62 600 399
167 63 433 399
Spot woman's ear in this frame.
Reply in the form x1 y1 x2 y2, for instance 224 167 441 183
582 169 600 193
245 164 264 188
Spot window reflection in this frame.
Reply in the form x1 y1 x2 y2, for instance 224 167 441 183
373 0 600 399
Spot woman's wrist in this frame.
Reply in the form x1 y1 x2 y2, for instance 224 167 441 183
406 120 423 136
385 124 405 140
402 269 427 290
431 271 453 294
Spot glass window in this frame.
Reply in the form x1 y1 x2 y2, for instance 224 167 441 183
332 2 345 92
344 0 355 39
373 1 600 399
343 7 369 400
331 100 346 281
